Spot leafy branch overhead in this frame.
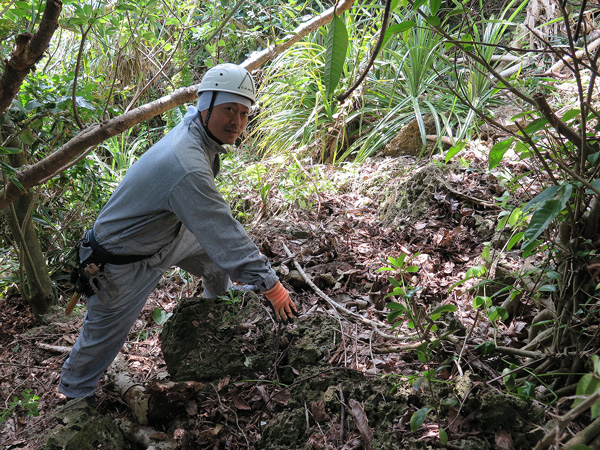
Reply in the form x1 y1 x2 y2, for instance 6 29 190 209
0 0 62 115
0 0 356 211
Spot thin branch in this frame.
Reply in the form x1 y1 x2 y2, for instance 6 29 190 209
281 241 390 330
337 0 392 102
72 24 92 131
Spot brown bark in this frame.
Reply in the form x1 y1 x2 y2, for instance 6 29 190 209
0 0 357 211
107 354 203 425
2 130 55 317
0 0 62 114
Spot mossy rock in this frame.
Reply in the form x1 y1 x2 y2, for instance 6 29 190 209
380 164 450 226
160 295 278 381
161 297 341 383
44 403 124 450
259 368 409 450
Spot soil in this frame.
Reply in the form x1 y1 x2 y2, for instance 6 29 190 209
0 154 560 449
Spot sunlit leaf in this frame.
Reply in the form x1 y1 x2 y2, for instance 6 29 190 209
489 138 514 169
324 14 348 96
445 141 467 162
506 232 524 250
382 21 415 48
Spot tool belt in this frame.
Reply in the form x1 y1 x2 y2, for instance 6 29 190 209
69 229 152 299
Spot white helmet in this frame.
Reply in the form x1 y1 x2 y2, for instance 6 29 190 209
197 64 256 104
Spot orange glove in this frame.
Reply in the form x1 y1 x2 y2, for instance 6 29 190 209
262 281 298 323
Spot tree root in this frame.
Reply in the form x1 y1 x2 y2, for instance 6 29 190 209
106 353 203 425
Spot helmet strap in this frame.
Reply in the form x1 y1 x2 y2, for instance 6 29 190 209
200 91 224 146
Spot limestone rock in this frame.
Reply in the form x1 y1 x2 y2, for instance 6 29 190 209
384 114 437 157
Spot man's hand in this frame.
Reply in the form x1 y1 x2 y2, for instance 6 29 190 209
262 281 298 323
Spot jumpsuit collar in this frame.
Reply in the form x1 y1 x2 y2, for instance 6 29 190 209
184 106 227 156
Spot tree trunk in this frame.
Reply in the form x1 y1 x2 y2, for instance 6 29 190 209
2 148 55 317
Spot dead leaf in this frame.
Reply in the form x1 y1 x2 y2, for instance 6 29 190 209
272 388 290 406
185 400 198 416
311 400 330 423
348 399 373 450
217 375 230 392
233 395 251 411
495 430 515 450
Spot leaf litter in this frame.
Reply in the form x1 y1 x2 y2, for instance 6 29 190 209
0 153 561 449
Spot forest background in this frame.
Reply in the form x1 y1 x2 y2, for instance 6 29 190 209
2 0 600 448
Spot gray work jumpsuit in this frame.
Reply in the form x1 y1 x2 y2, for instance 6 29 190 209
59 106 278 398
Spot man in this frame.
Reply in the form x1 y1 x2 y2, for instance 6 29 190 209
60 63 298 399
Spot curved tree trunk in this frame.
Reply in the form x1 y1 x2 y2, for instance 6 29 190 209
3 150 55 317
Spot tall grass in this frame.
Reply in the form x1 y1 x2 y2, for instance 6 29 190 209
250 1 529 163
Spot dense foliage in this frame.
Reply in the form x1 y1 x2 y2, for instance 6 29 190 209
2 0 600 447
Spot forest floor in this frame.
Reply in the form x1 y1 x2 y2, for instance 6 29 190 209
0 150 565 449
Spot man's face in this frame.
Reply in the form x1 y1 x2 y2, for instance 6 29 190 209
202 102 250 145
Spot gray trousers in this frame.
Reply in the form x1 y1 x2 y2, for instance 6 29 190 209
59 227 231 398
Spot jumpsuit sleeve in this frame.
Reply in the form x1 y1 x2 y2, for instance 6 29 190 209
168 170 279 292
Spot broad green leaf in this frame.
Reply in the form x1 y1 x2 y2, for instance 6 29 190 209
429 304 457 320
574 373 600 418
473 296 491 309
410 406 433 431
0 146 23 155
587 179 600 194
24 100 43 111
152 307 172 325
518 381 536 398
508 207 522 228
489 138 514 169
466 265 486 278
593 355 600 375
522 239 543 257
523 118 549 134
522 185 561 213
440 427 448 445
488 306 508 322
562 108 581 122
570 445 593 450
445 141 467 162
430 0 442 14
475 341 496 355
413 0 427 10
523 184 572 248
503 368 515 391
506 232 524 250
75 97 96 111
381 21 416 48
324 14 348 96
515 141 530 157
425 15 441 27
588 152 600 166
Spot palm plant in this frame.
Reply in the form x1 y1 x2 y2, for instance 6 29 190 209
250 1 383 163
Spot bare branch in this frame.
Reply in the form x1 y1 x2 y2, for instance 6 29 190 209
0 0 62 114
